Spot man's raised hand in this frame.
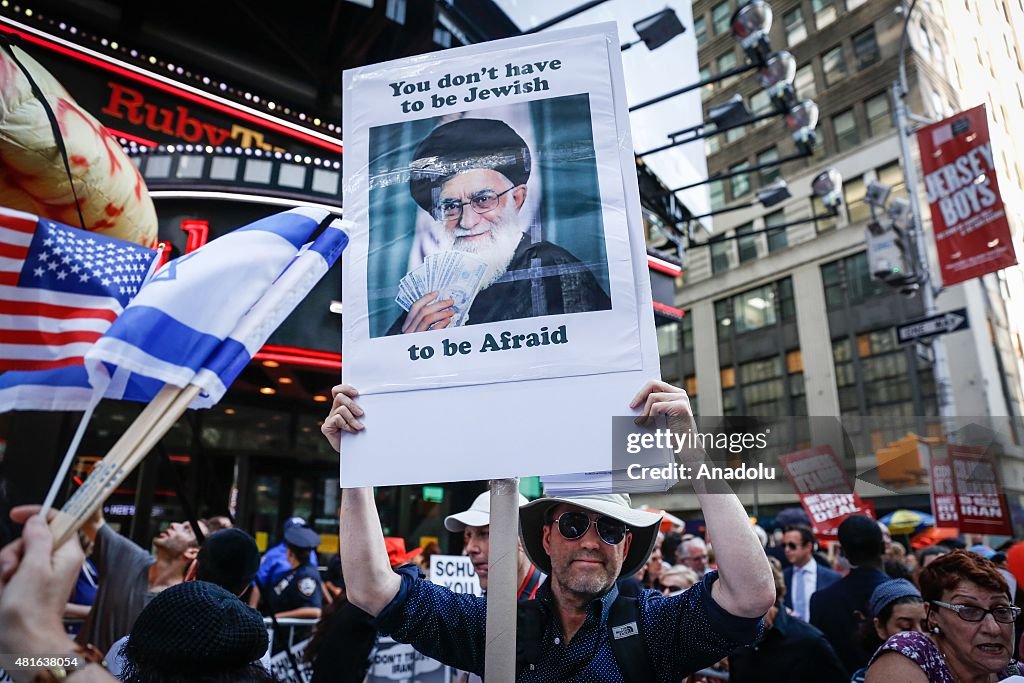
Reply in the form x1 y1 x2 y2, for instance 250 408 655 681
630 379 697 425
321 384 365 452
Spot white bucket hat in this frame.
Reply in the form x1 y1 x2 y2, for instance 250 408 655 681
519 493 663 578
444 491 529 532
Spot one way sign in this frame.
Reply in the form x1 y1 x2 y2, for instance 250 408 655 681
897 308 970 343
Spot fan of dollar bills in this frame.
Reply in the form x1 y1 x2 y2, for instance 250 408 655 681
395 251 488 327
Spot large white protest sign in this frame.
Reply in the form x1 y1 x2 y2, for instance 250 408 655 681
367 637 449 683
340 24 661 486
429 554 483 596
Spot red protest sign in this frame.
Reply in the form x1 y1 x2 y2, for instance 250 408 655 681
948 444 1012 535
779 445 874 539
929 457 959 528
917 104 1017 286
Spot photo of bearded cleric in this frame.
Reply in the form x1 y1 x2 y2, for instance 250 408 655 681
365 96 613 338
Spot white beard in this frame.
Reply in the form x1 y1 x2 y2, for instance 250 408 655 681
438 213 523 289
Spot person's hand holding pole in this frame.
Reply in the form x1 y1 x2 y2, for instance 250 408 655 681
0 512 114 682
631 380 775 619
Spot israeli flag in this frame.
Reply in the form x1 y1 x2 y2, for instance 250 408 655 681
85 207 349 408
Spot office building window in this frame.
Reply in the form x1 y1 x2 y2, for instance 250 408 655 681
866 93 892 136
844 175 870 224
822 45 849 87
716 299 734 340
737 222 757 263
847 0 868 9
712 1 732 34
657 322 680 357
822 251 887 311
730 162 751 198
813 195 838 232
876 161 907 200
717 50 739 89
700 65 714 102
710 179 726 210
706 135 721 156
681 312 693 350
711 237 731 274
765 210 788 252
833 108 860 152
812 0 837 28
695 16 708 46
757 147 781 186
740 356 786 417
784 7 807 46
735 284 777 332
853 27 881 69
750 90 772 127
725 125 746 144
832 338 860 414
795 63 817 99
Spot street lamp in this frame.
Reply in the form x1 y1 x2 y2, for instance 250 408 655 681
732 0 773 65
812 168 843 214
785 99 819 154
757 51 797 111
622 9 686 51
630 1 779 113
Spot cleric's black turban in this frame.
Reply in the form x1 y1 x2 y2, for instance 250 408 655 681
409 118 531 213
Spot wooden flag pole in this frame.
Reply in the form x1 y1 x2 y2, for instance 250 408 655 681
484 477 520 683
49 384 201 546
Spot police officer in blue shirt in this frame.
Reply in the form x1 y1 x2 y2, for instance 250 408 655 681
268 525 323 619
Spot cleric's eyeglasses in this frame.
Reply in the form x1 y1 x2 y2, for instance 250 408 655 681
434 186 515 222
930 600 1021 624
553 512 629 545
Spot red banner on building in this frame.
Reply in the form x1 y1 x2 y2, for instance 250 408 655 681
917 104 1017 286
928 457 959 528
948 444 1012 535
779 445 875 539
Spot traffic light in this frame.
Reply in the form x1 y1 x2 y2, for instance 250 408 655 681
865 196 918 295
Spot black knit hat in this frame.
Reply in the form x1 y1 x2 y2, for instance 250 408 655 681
408 118 531 213
195 528 261 595
122 581 268 676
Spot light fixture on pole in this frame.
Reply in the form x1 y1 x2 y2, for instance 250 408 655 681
785 99 820 154
683 169 844 243
622 9 686 51
732 0 774 65
630 0 778 113
685 180 792 220
671 148 813 192
812 167 843 214
637 96 818 158
757 51 797 112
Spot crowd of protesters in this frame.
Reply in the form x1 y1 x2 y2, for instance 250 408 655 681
2 383 1024 681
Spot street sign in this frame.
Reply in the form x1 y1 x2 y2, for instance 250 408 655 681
897 308 970 343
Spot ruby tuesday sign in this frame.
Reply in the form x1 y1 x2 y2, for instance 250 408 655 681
917 105 1017 287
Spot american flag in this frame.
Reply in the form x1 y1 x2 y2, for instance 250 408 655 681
0 207 156 409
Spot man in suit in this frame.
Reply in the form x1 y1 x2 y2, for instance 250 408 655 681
809 515 889 677
783 525 841 622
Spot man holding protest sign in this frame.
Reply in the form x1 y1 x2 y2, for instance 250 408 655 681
324 380 774 682
387 117 611 335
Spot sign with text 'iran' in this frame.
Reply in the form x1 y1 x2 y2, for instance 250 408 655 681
929 457 959 528
948 444 1012 535
779 445 875 539
429 554 483 596
917 104 1017 286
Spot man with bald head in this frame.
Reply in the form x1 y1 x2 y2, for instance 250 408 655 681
389 117 611 334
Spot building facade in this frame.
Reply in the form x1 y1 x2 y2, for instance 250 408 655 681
639 0 1024 527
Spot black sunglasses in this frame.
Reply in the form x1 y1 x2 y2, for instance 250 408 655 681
553 512 629 545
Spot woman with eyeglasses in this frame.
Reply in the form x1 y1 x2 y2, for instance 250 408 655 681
865 550 1024 682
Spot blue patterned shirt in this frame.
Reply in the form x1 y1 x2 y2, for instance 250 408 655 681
376 567 762 682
